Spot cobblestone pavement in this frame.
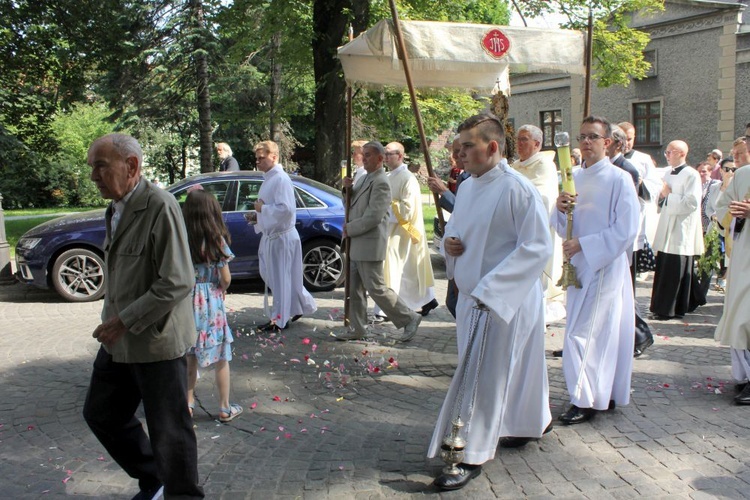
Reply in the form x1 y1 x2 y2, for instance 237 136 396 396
1 254 749 499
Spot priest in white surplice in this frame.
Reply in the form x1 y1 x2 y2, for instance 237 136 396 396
427 114 553 491
374 142 436 319
252 141 317 332
511 124 566 323
714 138 750 405
553 117 639 426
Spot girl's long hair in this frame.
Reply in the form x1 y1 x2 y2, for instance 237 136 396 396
182 189 232 264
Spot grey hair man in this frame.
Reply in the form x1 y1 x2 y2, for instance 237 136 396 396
217 142 240 171
511 124 565 321
84 133 204 499
338 141 422 342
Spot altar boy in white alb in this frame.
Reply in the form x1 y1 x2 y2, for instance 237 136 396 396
427 114 553 491
553 116 639 426
252 141 317 332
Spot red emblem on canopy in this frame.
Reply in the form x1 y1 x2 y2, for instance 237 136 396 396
482 29 511 59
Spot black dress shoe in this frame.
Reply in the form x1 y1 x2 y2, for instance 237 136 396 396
608 400 616 411
551 349 563 358
736 382 748 393
558 405 596 425
651 314 672 321
498 422 553 448
419 298 439 316
734 384 750 405
291 314 303 322
634 336 654 358
433 463 482 491
257 321 284 333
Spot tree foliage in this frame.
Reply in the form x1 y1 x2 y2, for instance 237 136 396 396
515 0 664 87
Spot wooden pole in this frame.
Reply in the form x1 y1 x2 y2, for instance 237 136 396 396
343 26 354 327
583 7 593 117
387 0 445 230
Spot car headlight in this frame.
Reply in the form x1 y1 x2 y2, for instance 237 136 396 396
17 238 42 250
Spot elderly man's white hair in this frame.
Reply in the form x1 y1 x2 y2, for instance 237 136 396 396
97 133 144 167
517 124 543 144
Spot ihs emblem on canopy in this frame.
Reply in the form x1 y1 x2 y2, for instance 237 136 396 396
482 29 511 58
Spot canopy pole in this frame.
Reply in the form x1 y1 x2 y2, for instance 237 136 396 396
344 26 354 328
387 0 445 230
583 7 593 117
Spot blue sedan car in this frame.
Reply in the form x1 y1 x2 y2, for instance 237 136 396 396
15 172 346 302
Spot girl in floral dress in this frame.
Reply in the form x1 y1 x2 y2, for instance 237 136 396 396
183 188 243 423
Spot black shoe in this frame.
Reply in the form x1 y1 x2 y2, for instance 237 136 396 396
608 400 616 411
499 422 553 448
558 405 596 425
419 298 439 316
634 336 654 358
257 321 284 333
651 314 672 321
132 485 163 500
735 382 748 393
734 384 750 405
433 463 482 491
551 349 563 358
291 314 303 322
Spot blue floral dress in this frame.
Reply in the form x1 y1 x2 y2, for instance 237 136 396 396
190 241 234 368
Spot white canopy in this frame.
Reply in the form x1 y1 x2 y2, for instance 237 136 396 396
338 20 586 93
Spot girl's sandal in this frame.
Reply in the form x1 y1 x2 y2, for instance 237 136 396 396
219 403 243 423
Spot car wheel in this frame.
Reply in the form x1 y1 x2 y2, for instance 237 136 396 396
302 239 345 292
51 248 106 302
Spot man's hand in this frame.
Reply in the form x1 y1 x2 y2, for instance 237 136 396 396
659 181 671 200
729 199 750 219
343 176 354 189
427 176 449 195
93 316 128 348
562 237 582 260
556 192 577 213
254 199 265 212
444 236 464 257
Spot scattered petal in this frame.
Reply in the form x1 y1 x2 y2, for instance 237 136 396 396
250 402 258 410
272 396 281 402
302 338 311 345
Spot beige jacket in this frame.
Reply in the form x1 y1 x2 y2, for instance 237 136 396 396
346 167 391 261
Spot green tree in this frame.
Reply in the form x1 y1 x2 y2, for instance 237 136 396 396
48 103 118 206
515 0 664 87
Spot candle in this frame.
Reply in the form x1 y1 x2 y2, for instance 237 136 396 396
555 132 575 196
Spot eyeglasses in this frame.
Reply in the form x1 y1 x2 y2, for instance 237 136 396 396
723 167 737 172
576 133 603 143
384 152 399 156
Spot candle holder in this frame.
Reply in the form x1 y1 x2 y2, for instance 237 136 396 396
555 132 581 290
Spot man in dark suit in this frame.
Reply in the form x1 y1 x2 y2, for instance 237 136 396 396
83 133 204 499
217 142 240 171
609 125 654 358
337 141 422 342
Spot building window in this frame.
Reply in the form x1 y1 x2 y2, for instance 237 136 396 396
633 101 661 146
540 110 563 149
643 49 657 78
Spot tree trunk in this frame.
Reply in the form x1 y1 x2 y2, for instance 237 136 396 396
312 0 368 186
191 0 213 173
270 32 282 144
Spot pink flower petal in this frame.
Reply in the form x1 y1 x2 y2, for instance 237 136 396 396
302 338 311 345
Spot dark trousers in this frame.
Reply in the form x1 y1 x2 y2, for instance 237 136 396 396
650 252 705 318
83 347 204 499
445 278 458 318
630 252 653 347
